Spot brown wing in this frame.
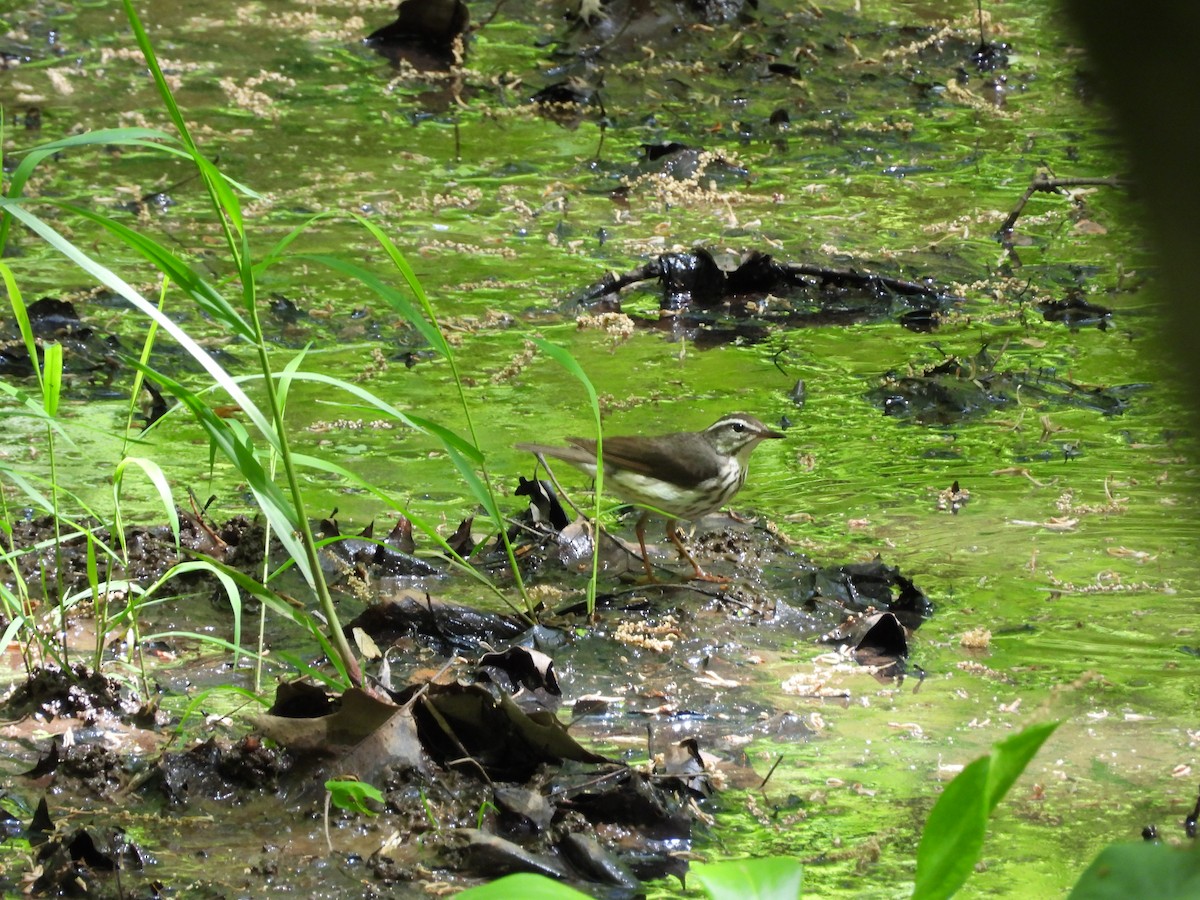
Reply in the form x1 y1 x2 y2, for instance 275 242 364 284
568 433 720 486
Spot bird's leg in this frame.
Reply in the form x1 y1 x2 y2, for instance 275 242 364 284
667 521 730 583
635 511 658 582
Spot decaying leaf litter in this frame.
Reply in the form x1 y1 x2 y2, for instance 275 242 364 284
0 0 1158 896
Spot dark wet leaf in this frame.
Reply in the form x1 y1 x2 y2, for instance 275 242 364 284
255 686 403 751
871 351 1142 424
346 593 527 657
335 703 428 782
24 297 89 337
852 612 909 664
572 698 610 717
447 516 476 556
367 0 468 45
560 767 692 834
453 828 570 880
507 698 610 765
365 0 469 70
387 515 418 555
558 832 641 891
402 682 610 782
516 476 570 531
575 247 960 345
1040 294 1112 329
641 142 691 161
264 679 337 718
67 829 116 870
319 514 440 578
29 796 53 835
476 647 562 699
801 558 934 630
269 294 306 323
23 740 61 778
532 78 597 107
493 785 555 833
660 248 727 310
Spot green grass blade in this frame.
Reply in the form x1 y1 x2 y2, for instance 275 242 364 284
121 0 199 155
0 201 280 451
530 338 603 610
1 262 44 396
54 201 254 339
113 457 181 553
0 376 73 445
249 211 334 277
40 342 62 418
127 362 312 586
347 214 436 319
298 254 449 355
251 369 484 463
0 469 124 563
0 613 29 659
126 557 348 687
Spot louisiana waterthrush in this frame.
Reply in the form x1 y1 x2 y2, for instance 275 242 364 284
516 413 784 581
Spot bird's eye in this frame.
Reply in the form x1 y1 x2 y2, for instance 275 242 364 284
732 422 746 432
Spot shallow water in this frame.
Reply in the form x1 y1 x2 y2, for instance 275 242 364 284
1 0 1197 896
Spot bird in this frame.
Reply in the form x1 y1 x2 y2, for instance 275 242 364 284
516 413 784 581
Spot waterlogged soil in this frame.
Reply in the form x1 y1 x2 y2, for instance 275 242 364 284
2 0 1199 897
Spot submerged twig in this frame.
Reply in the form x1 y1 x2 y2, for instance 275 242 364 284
998 170 1122 239
758 755 784 791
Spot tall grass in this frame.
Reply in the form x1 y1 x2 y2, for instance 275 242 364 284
0 0 543 692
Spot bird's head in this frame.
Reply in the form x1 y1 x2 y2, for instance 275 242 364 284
703 413 785 461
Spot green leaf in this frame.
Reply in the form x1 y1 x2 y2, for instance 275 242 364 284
914 721 1059 900
276 346 310 413
691 857 804 900
913 755 990 899
345 214 444 338
325 778 384 816
983 720 1060 814
457 873 592 900
1 123 256 252
120 0 201 158
1068 841 1200 899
